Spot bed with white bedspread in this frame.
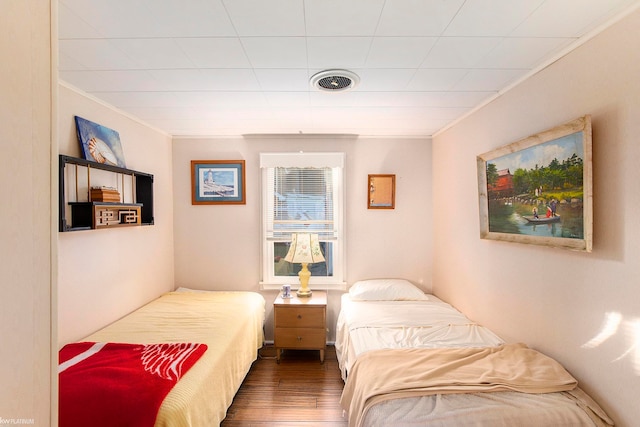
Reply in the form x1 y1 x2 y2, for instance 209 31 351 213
336 279 613 427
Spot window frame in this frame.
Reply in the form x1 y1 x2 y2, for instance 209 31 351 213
260 152 346 290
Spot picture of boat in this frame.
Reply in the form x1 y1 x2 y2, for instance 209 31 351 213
523 215 561 224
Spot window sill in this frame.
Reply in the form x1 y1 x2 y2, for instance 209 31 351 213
260 282 347 292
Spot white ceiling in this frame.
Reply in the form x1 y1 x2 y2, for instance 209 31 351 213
58 0 640 138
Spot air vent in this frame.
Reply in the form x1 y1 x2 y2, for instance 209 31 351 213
310 70 360 92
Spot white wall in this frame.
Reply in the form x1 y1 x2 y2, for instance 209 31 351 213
172 136 433 341
57 84 175 346
0 1 53 424
432 9 640 426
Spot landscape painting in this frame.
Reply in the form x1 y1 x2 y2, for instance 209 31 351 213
477 116 592 252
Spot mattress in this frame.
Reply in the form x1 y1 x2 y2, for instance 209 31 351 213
80 290 265 427
336 293 613 427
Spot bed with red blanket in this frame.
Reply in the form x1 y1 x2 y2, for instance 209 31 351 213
58 290 265 427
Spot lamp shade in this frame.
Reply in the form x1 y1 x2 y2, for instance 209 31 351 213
284 233 325 264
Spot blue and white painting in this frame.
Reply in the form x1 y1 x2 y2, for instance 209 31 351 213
192 161 246 204
75 116 127 168
199 167 238 198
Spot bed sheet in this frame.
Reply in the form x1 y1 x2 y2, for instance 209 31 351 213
335 293 503 380
82 290 265 427
363 390 609 427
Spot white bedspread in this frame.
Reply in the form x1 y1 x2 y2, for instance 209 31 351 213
335 294 504 380
363 389 611 427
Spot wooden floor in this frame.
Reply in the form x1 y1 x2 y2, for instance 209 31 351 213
221 345 348 427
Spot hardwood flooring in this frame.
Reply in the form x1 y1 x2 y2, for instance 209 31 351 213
221 345 348 427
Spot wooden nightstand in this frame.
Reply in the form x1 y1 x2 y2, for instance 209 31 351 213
274 291 327 363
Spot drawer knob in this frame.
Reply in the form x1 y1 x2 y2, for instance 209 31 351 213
297 314 302 319
297 336 302 341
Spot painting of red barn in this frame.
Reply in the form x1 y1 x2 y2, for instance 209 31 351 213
477 116 592 252
488 169 514 198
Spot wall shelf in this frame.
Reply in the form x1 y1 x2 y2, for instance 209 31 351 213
59 155 154 232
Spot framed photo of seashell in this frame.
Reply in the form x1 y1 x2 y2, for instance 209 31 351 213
75 116 127 168
191 160 246 205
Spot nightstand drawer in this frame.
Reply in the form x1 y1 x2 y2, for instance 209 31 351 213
274 327 326 349
274 306 325 328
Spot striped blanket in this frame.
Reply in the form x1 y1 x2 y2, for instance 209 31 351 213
59 341 207 427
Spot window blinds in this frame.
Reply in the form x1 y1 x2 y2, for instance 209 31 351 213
266 166 336 241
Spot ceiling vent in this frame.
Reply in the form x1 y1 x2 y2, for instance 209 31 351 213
310 69 360 92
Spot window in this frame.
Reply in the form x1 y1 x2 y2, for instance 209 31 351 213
260 152 345 288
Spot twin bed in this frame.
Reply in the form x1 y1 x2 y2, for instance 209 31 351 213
58 289 265 427
336 279 614 427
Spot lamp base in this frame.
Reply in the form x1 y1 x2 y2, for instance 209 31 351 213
296 262 312 298
296 288 312 298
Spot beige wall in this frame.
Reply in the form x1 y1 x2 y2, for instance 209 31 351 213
172 136 433 341
432 9 640 426
57 84 175 345
0 0 53 424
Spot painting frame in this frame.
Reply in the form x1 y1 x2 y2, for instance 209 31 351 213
476 115 592 252
75 116 127 168
368 174 396 209
191 160 246 205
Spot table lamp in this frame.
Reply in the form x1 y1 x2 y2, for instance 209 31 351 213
284 233 325 297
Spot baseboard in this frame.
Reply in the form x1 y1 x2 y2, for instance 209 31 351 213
263 340 336 346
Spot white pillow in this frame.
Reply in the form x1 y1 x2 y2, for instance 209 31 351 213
348 279 428 301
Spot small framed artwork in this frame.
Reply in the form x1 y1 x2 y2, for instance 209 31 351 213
477 115 592 251
191 160 246 205
368 174 395 209
75 116 127 168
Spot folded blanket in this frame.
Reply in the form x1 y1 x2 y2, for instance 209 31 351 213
59 342 207 427
340 343 580 427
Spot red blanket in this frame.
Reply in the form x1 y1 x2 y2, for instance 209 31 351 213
59 342 207 427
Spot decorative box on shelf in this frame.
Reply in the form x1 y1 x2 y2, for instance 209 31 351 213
69 202 142 229
90 186 121 202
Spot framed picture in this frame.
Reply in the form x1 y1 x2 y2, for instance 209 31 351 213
477 115 592 252
368 174 395 209
75 116 127 168
191 160 246 205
